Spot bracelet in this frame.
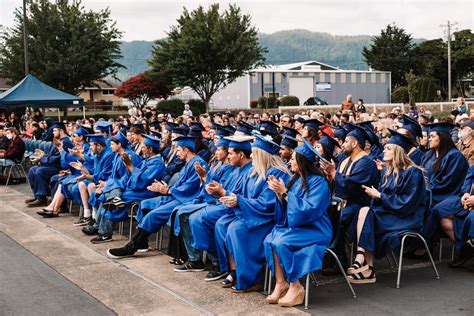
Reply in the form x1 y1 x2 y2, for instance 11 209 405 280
282 192 288 199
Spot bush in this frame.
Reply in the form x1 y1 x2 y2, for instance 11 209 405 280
257 96 276 109
391 86 409 103
250 99 258 108
156 98 207 117
280 95 300 106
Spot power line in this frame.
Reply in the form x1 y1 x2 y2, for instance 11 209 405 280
440 20 458 101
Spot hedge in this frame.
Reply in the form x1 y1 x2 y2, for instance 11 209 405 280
280 95 300 106
156 99 206 117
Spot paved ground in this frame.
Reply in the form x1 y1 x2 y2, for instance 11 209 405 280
1 183 473 315
0 232 115 316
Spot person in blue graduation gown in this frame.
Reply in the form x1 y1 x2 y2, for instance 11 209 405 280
167 138 234 271
399 114 424 165
421 122 469 206
320 123 380 273
264 141 332 307
162 126 187 184
450 208 474 267
106 136 207 258
160 124 174 162
214 134 291 293
423 164 474 258
332 126 349 168
345 129 426 284
357 121 384 161
187 137 254 278
279 135 298 169
26 122 74 207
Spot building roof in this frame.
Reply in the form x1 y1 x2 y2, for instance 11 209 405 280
81 80 118 90
252 60 390 74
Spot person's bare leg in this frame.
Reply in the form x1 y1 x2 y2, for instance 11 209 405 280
354 207 370 265
78 182 92 217
267 251 289 302
440 217 455 242
45 184 63 211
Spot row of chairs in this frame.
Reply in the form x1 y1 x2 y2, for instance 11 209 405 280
22 138 52 159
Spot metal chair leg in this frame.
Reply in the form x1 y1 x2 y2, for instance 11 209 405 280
327 248 357 298
155 232 159 249
129 204 136 240
159 226 164 250
118 221 124 235
264 264 269 293
202 251 207 264
267 271 272 295
386 255 394 268
69 200 73 214
397 235 409 288
451 243 455 261
305 274 310 310
391 251 399 268
5 165 13 186
416 233 440 280
439 238 443 262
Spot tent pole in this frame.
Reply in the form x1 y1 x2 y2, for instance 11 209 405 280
83 106 86 120
57 108 60 121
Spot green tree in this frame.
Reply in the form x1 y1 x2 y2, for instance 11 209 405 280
0 0 123 94
412 39 447 94
451 29 474 97
362 24 415 88
149 4 266 113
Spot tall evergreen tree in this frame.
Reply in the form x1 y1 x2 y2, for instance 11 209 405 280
149 4 266 112
363 24 415 88
0 0 123 94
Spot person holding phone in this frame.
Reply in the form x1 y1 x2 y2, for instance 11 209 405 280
107 136 208 259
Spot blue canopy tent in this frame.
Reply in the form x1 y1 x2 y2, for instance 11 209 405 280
0 74 83 110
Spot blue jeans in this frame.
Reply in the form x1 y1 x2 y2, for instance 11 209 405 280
95 208 113 238
0 159 15 167
180 213 217 264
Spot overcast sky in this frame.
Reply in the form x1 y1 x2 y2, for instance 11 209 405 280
1 0 473 41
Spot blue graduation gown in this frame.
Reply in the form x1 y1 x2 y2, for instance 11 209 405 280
161 143 171 161
214 167 290 290
408 148 424 165
460 210 474 249
264 174 332 282
163 149 185 184
136 155 208 233
189 162 253 257
104 155 167 222
421 148 468 205
59 143 92 200
197 148 212 163
353 167 427 259
171 162 235 236
424 164 474 254
28 137 73 197
334 155 380 226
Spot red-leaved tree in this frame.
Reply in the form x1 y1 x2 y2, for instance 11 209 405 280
115 72 172 108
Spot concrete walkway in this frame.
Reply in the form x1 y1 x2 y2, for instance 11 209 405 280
1 185 473 315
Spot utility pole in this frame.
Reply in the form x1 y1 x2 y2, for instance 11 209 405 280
440 21 458 102
22 0 29 75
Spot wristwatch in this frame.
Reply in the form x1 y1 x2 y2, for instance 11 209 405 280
282 192 288 200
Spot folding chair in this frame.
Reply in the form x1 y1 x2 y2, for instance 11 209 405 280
4 157 29 187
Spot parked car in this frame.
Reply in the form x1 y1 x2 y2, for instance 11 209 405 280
303 97 328 105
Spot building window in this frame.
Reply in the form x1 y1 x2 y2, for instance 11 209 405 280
275 72 282 83
319 72 325 82
340 73 346 83
263 73 271 84
251 73 258 84
351 73 356 83
102 89 115 96
330 73 336 83
381 73 386 83
361 73 367 83
371 73 377 83
268 92 280 98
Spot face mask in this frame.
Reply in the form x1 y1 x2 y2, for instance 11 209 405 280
6 133 12 140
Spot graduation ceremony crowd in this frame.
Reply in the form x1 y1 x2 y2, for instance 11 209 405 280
6 96 474 308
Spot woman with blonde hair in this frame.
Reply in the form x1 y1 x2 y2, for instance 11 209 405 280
346 129 427 284
215 134 291 293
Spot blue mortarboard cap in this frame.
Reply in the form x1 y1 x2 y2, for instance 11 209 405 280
281 126 300 138
216 138 230 148
280 135 298 149
236 121 254 135
51 122 66 131
73 127 88 137
259 120 279 136
112 132 130 148
172 126 189 136
188 129 203 138
333 126 348 141
223 125 236 135
95 121 113 134
319 131 341 153
179 124 190 131
345 123 370 148
225 136 253 152
165 122 178 132
423 122 455 135
304 119 324 131
149 122 162 131
401 114 422 137
387 128 414 153
143 134 162 150
252 134 280 155
150 131 162 138
85 133 106 145
357 121 382 148
295 139 318 163
173 136 196 151
216 125 233 137
211 122 223 130
190 122 205 131
132 123 145 132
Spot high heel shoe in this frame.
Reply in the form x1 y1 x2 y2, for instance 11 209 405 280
278 287 305 307
266 284 289 304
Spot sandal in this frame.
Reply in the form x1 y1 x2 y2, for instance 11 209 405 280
347 250 369 274
348 266 376 284
222 270 236 288
169 258 184 265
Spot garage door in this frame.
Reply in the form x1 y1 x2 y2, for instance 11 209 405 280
289 77 314 105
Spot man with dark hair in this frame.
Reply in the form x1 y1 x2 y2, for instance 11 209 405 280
0 127 25 168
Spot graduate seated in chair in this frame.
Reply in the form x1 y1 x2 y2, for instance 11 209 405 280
264 141 332 307
26 122 73 207
320 123 380 275
106 136 207 258
451 207 474 268
167 137 234 273
346 129 426 284
215 134 291 293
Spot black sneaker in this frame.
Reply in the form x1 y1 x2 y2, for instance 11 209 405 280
82 225 99 236
204 265 227 281
73 217 91 227
107 242 138 259
90 235 113 244
103 197 126 210
174 260 205 272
